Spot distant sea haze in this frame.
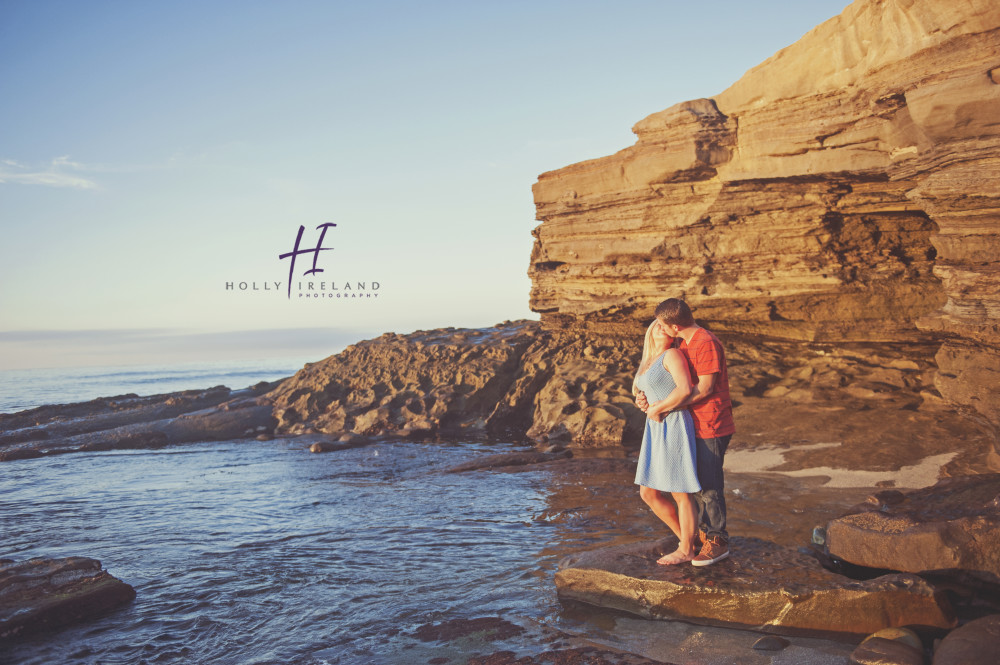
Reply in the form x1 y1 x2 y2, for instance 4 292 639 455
0 358 313 414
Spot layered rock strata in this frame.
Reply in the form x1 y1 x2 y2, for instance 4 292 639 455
0 557 135 640
554 537 955 637
529 0 1000 423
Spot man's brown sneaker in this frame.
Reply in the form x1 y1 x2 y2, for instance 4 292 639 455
691 536 729 567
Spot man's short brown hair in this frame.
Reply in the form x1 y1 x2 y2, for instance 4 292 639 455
655 298 695 327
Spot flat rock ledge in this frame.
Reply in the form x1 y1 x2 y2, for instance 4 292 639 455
826 474 1000 586
0 557 136 640
554 537 955 638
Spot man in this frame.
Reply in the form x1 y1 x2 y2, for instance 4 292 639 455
637 298 735 566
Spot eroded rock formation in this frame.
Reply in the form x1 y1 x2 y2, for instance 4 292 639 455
529 0 1000 424
268 321 648 446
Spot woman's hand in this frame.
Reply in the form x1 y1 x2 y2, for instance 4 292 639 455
636 391 649 412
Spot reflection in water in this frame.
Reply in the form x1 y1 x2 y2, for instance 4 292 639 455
1 440 864 664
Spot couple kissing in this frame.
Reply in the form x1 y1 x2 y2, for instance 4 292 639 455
632 298 735 567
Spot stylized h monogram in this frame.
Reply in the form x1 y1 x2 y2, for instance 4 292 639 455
278 223 337 298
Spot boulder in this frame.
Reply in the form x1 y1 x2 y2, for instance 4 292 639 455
554 537 955 637
751 635 790 651
849 637 924 665
826 474 1000 585
0 557 135 640
308 435 374 453
932 614 1000 665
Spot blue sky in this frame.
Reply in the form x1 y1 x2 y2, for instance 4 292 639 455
0 0 850 369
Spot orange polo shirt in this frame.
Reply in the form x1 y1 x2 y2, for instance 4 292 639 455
679 327 735 438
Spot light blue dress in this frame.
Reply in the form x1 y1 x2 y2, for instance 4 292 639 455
634 351 701 493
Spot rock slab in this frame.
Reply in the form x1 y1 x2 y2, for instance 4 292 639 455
826 474 1000 585
0 557 136 640
555 537 955 637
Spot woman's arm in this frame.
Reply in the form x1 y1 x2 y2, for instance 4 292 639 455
645 348 693 422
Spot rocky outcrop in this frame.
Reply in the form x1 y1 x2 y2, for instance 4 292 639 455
0 557 135 640
529 0 1000 424
269 322 541 439
554 537 955 637
268 321 648 447
0 384 279 461
825 474 1000 585
260 317 997 467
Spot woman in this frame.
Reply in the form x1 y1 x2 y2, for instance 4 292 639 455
632 319 701 565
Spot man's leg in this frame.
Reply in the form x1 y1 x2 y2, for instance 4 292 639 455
694 434 730 540
692 435 731 566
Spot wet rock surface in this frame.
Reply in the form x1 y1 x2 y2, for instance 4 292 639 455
414 617 526 643
446 450 573 473
555 537 955 637
826 474 1000 584
0 557 136 640
466 646 675 665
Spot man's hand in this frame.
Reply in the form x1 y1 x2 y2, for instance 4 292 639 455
636 391 649 412
645 400 667 423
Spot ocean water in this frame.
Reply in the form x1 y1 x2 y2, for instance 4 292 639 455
0 358 316 414
0 439 858 665
0 363 859 664
0 439 563 664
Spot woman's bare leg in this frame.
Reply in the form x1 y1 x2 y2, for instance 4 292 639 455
656 492 698 565
638 485 681 539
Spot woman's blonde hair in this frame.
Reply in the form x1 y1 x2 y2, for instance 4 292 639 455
632 320 659 396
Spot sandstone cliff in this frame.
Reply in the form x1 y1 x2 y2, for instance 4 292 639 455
529 0 1000 424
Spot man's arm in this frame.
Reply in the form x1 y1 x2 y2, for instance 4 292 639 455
680 372 717 407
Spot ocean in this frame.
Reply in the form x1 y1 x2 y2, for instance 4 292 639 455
0 358 316 415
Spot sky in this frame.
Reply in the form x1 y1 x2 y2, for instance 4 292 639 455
0 0 851 370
